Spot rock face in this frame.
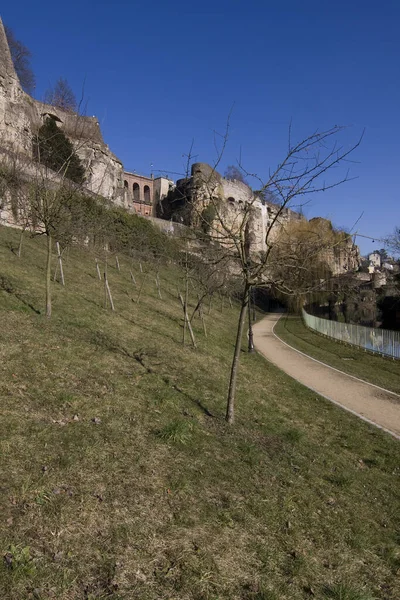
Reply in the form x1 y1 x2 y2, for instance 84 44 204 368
158 162 361 275
0 17 123 201
158 162 302 253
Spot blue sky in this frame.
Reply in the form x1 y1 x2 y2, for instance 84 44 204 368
2 0 399 255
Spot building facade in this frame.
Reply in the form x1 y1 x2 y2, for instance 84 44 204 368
123 171 174 217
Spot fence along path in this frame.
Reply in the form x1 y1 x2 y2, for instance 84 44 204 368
302 308 400 360
253 313 400 439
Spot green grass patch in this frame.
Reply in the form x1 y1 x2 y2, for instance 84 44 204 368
275 315 400 395
0 225 399 599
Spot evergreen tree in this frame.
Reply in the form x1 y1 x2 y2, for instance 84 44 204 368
33 117 85 184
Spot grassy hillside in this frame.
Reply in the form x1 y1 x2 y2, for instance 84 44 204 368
0 224 399 600
275 315 400 395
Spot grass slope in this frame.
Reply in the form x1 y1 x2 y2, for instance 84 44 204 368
0 225 399 600
275 315 400 395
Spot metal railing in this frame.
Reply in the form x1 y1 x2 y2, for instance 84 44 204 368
302 308 400 359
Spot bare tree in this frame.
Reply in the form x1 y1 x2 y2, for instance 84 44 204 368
4 25 36 94
44 78 77 113
267 218 350 307
385 227 400 256
224 165 247 184
192 122 363 423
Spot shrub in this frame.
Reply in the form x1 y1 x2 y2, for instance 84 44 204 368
32 117 85 184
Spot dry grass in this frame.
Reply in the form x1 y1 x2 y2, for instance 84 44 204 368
0 225 399 599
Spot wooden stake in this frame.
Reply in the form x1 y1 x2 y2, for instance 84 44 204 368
115 255 120 271
130 270 136 285
179 293 197 348
104 273 115 311
155 277 162 299
53 242 65 285
17 228 24 258
95 259 101 280
57 242 65 286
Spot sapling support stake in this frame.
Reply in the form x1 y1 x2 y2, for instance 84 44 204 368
179 293 197 348
53 241 65 286
155 276 162 299
104 273 115 311
95 259 101 280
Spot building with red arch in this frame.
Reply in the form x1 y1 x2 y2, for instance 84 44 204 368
123 171 174 217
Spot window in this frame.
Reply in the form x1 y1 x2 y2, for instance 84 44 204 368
144 185 151 204
133 182 140 202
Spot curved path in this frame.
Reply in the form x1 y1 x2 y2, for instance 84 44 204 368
253 313 400 439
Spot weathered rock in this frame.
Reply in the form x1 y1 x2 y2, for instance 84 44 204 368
0 17 123 201
159 162 360 275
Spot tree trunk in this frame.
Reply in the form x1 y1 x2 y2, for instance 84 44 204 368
225 283 250 424
136 273 148 304
45 233 52 318
248 287 255 352
17 228 24 258
183 254 189 345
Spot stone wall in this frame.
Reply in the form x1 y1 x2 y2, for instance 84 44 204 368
0 17 123 202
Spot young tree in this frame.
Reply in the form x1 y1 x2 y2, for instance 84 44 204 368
194 123 363 423
44 78 77 113
4 25 36 94
27 179 76 317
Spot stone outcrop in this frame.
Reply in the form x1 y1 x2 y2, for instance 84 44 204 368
158 162 360 275
158 162 302 253
0 17 123 201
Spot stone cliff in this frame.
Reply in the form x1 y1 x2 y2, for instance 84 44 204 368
158 162 302 252
158 162 360 275
0 17 123 201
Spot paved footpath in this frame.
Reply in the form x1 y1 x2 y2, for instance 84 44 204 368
253 313 400 439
